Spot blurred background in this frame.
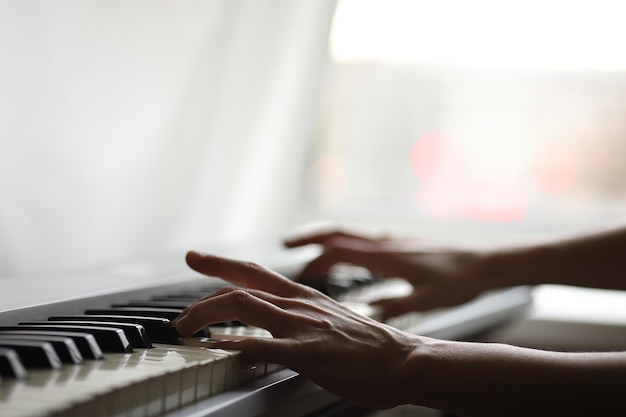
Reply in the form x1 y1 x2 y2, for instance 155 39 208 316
2 0 626 279
313 0 626 236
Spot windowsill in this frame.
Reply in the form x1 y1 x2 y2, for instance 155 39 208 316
479 285 626 352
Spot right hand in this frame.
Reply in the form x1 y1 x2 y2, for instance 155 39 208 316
284 228 492 320
175 251 428 409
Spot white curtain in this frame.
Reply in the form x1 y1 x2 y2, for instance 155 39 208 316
0 0 336 278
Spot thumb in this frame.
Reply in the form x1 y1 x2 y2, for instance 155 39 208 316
209 337 298 369
370 291 439 320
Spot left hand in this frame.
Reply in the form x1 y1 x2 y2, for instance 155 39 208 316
285 228 490 320
174 251 427 409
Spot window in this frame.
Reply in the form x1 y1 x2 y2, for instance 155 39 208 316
307 0 626 238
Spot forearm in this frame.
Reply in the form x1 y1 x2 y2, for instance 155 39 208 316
483 224 626 291
402 339 626 417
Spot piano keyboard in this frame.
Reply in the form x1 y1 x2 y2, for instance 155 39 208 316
0 254 532 417
0 283 287 417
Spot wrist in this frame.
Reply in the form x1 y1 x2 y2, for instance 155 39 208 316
396 337 459 412
398 338 626 416
398 339 552 416
481 243 558 289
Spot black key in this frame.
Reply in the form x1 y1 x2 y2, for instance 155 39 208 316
0 340 61 369
139 298 247 327
208 320 247 327
86 307 182 321
111 302 247 329
49 315 179 345
0 335 82 364
303 274 378 298
299 277 355 298
111 301 244 329
0 348 27 379
37 320 151 349
85 308 211 338
111 302 246 327
0 329 103 360
16 324 132 353
103 304 245 327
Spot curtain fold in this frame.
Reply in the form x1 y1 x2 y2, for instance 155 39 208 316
0 0 337 277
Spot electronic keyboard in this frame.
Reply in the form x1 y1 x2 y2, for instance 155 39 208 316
0 248 532 416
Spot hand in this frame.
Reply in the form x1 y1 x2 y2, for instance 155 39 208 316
174 251 426 409
174 250 626 416
285 228 491 320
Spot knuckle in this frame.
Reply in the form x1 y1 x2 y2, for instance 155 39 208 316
323 230 342 240
244 261 265 272
317 318 334 331
243 260 273 277
229 288 253 305
179 304 202 327
182 305 197 320
300 285 320 297
324 235 344 249
186 302 202 317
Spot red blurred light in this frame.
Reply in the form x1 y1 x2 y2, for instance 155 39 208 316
411 131 464 185
411 131 527 222
532 142 577 195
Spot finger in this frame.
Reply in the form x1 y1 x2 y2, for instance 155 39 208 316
370 296 419 321
175 288 295 336
370 291 441 320
284 228 385 248
295 238 403 281
174 276 326 325
186 251 301 297
207 337 299 369
174 285 280 324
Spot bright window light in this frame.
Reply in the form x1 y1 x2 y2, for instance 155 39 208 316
331 0 626 71
314 0 626 230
